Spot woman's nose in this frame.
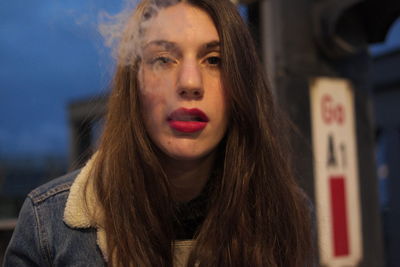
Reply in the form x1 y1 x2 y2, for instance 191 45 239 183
177 60 204 100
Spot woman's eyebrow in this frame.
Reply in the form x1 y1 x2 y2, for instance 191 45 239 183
145 40 220 50
199 41 220 56
205 41 220 50
144 40 178 51
143 40 220 57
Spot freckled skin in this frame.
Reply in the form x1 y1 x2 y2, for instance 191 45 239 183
138 3 229 162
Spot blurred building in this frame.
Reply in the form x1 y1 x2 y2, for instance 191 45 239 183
68 95 107 169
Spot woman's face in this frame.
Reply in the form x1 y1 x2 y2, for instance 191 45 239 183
138 3 228 161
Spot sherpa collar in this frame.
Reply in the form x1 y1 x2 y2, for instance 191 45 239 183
63 155 194 266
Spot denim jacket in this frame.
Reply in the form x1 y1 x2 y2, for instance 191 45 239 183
3 157 193 266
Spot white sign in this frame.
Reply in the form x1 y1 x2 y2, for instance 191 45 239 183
310 77 363 267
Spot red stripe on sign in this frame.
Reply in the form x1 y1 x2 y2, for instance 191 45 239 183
329 176 350 256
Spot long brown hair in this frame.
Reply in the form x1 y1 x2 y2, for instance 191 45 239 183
90 0 314 266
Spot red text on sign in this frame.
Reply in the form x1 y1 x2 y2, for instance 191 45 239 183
321 94 345 125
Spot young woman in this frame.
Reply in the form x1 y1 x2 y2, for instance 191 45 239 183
4 0 314 266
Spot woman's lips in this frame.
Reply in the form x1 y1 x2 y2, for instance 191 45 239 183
167 108 209 133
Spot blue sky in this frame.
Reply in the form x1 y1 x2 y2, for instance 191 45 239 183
0 0 127 157
0 1 399 158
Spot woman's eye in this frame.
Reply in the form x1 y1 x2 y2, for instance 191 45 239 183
157 57 172 64
150 56 175 66
206 56 221 66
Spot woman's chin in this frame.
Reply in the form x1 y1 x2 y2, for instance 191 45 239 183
159 147 215 163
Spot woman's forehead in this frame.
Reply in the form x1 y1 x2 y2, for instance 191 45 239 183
140 3 219 47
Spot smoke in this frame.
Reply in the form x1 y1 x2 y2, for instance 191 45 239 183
98 1 138 49
97 0 139 64
97 0 181 66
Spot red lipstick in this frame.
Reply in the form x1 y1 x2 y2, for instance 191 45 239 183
168 108 209 133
